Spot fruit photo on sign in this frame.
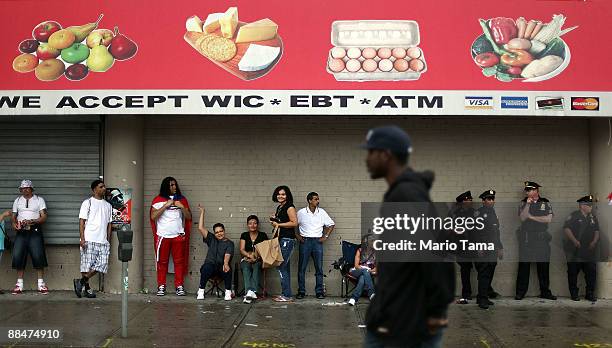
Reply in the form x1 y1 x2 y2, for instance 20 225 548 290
11 13 138 82
183 7 283 81
470 14 578 82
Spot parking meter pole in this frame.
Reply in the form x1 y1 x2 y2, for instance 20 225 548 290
121 261 128 338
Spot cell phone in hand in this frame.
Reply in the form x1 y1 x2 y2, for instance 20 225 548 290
269 217 280 223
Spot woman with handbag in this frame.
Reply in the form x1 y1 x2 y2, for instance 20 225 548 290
270 185 298 302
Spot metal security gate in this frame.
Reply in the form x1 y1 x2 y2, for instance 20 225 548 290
0 116 102 244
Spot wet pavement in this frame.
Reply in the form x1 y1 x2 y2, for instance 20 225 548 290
0 292 611 348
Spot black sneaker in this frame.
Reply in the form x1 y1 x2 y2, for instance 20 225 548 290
295 292 305 299
156 285 166 296
539 293 557 300
486 299 494 306
585 294 597 302
85 288 96 298
477 301 489 309
488 291 500 299
316 293 325 299
571 294 580 301
515 294 525 300
73 279 83 298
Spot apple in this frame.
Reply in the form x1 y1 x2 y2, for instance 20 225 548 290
19 39 39 54
34 58 65 81
86 29 114 48
32 21 62 42
48 29 76 50
65 64 89 81
12 53 39 73
36 43 60 60
61 43 90 64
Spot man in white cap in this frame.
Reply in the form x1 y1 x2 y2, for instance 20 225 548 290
10 180 49 294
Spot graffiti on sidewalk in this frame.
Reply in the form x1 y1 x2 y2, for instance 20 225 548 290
242 342 296 348
574 343 612 348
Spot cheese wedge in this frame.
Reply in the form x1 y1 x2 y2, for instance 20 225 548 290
238 44 280 71
185 15 203 32
203 13 223 33
219 7 238 38
235 18 278 43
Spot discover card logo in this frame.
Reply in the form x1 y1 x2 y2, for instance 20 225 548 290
536 97 564 110
501 96 529 109
465 96 493 110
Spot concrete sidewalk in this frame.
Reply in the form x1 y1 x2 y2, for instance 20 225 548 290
0 292 611 348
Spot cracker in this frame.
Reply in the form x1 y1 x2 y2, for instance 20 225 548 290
198 34 217 57
207 37 237 62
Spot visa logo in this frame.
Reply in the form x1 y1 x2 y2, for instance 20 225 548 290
501 96 529 109
465 96 493 110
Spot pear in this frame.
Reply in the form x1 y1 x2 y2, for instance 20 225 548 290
67 14 104 42
86 45 114 72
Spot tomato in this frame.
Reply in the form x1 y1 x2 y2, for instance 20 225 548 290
500 49 533 67
474 52 499 68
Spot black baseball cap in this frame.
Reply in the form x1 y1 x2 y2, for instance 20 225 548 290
360 125 413 155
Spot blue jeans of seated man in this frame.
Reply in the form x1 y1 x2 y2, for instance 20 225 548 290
298 237 324 295
277 238 295 298
349 268 375 300
364 329 444 348
241 259 262 293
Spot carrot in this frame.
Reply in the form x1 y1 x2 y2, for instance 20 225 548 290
529 21 543 40
524 20 537 40
516 17 527 39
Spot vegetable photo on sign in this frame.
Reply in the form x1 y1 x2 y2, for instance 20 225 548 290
470 14 578 82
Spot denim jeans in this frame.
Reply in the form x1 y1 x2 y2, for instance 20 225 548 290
277 238 295 297
298 237 324 295
241 259 262 293
349 268 374 300
364 329 444 348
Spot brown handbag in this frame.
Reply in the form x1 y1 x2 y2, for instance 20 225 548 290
254 227 284 269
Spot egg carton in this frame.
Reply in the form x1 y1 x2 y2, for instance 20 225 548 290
327 20 427 81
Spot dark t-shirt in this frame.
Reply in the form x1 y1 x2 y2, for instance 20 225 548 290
203 232 234 266
240 231 269 252
276 203 296 239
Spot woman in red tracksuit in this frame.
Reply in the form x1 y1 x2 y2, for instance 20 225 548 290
150 177 192 296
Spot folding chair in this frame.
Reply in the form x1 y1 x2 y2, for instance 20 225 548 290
204 275 224 298
331 240 361 298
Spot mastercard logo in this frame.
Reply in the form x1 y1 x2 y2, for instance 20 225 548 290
571 97 599 111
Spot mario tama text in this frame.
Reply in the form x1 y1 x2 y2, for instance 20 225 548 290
371 213 494 252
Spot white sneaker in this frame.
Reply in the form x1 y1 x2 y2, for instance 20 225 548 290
224 290 232 301
196 288 205 300
369 293 375 301
243 296 252 304
246 290 257 299
348 298 356 306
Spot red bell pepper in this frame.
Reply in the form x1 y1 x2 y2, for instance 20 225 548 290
489 17 518 45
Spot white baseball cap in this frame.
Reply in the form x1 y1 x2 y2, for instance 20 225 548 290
19 179 33 189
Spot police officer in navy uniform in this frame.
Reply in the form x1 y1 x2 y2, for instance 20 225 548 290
449 191 476 304
515 181 556 300
563 195 600 302
474 190 503 309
